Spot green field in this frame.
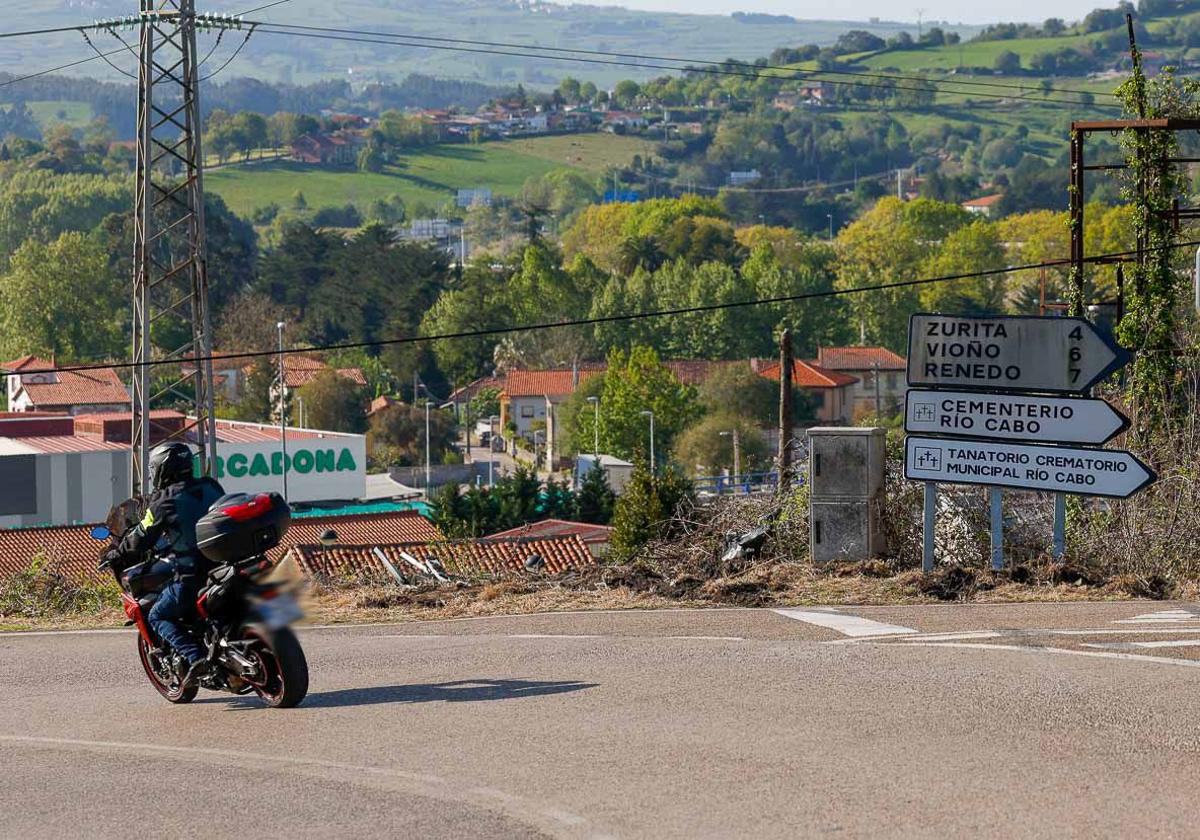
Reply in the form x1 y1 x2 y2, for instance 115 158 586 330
1 100 93 130
206 134 652 216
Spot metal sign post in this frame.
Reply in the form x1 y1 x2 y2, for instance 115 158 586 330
904 312 1148 569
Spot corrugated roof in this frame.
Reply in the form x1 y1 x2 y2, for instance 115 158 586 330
758 360 859 389
815 346 907 372
290 534 594 578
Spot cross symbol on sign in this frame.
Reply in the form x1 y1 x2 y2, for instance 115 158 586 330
914 446 942 471
913 402 936 422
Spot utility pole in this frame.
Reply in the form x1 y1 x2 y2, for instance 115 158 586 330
129 0 222 493
777 328 794 491
276 321 288 501
873 361 881 419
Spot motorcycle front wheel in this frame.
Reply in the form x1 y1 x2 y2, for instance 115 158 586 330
137 636 198 704
240 626 309 708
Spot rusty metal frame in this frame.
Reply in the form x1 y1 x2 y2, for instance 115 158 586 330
1068 117 1200 318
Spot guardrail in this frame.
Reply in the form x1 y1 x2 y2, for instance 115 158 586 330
693 472 805 495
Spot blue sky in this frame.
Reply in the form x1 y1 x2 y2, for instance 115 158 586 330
572 0 1104 25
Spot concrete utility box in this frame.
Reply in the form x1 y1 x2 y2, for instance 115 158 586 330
807 427 886 499
807 427 888 563
810 499 886 563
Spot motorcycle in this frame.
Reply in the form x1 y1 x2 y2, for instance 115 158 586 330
91 491 309 708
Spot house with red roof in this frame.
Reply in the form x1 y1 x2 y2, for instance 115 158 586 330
2 356 131 415
961 194 1003 217
814 346 907 419
757 359 859 424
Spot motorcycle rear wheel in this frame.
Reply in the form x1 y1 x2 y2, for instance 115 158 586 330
137 636 198 704
241 626 308 708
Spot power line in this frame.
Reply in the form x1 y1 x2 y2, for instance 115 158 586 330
250 19 1114 104
0 24 88 39
0 50 122 89
7 241 1194 381
0 0 288 89
247 25 1113 109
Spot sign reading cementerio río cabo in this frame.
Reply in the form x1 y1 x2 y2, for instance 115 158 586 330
907 313 1132 394
905 389 1130 445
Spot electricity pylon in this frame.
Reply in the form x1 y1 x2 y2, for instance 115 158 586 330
128 0 217 494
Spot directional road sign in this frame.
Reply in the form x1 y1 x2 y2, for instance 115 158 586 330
907 313 1132 394
904 436 1156 498
904 390 1130 445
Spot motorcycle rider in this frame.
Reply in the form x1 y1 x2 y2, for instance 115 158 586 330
106 442 225 685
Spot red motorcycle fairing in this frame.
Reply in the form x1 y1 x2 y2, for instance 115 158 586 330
121 592 154 644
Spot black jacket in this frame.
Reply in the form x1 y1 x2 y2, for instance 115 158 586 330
119 476 226 577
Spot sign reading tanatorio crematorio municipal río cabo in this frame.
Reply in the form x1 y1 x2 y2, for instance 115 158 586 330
904 436 1155 499
907 313 1132 394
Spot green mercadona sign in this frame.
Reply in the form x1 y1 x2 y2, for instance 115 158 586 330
200 446 359 480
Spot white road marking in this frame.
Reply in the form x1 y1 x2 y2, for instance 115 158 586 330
1083 638 1200 650
1114 609 1200 625
772 608 916 637
891 640 1200 669
0 735 608 838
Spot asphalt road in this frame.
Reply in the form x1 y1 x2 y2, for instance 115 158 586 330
4 601 1200 838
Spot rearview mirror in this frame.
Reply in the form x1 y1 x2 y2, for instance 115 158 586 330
89 525 112 541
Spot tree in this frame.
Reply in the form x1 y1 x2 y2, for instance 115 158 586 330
226 357 275 423
836 197 970 349
576 467 616 525
609 461 694 562
613 79 641 108
993 50 1022 75
0 231 123 362
297 369 368 433
585 346 701 464
215 290 286 353
697 363 779 426
672 413 769 477
367 403 456 467
919 221 1008 315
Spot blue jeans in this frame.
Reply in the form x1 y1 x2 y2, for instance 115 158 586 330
148 580 204 664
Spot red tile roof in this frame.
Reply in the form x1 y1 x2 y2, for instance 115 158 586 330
290 534 595 578
490 518 613 550
0 510 442 581
267 510 442 563
758 360 858 389
815 346 906 372
962 194 1003 208
9 364 130 410
1 355 55 372
0 524 105 580
449 376 502 403
502 367 603 398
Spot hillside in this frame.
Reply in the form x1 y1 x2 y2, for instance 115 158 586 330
0 0 977 87
206 133 655 216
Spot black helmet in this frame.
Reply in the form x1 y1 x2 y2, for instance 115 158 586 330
148 442 194 490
